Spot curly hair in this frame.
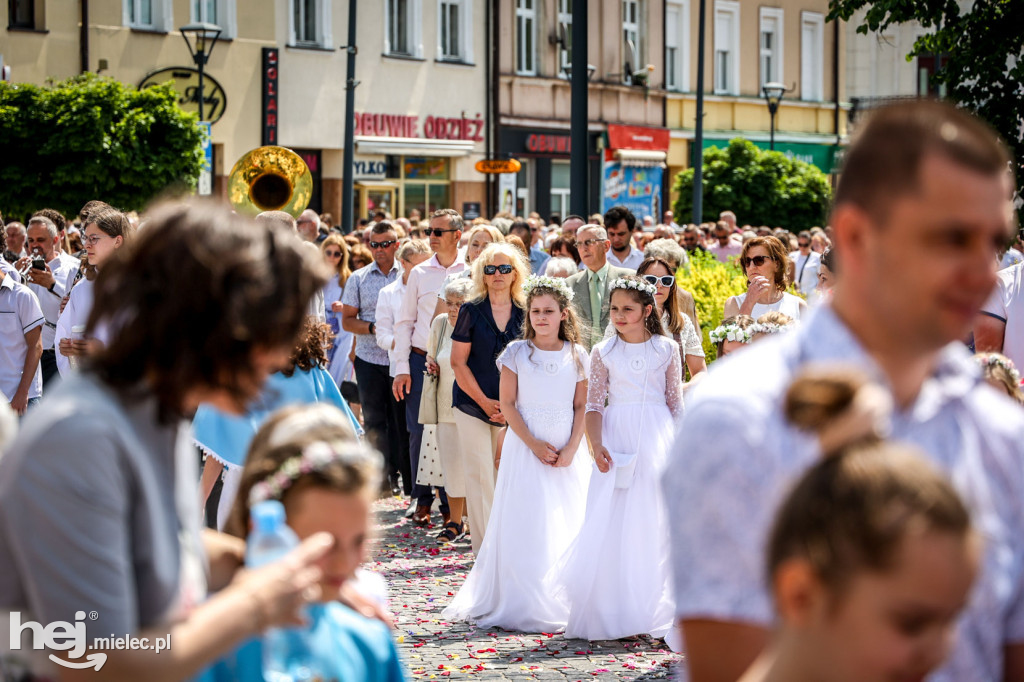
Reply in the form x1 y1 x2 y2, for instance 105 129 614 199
281 317 334 377
88 200 330 423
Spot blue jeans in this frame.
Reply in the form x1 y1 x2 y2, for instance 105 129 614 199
407 352 449 512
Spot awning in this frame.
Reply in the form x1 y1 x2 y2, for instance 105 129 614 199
355 136 474 157
355 180 399 188
615 149 668 168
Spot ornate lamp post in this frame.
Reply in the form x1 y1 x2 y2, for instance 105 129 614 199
179 22 223 121
762 82 787 151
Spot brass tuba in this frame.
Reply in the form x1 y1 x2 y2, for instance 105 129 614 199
228 146 313 218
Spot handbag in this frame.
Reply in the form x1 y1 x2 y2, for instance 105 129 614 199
417 317 448 426
604 338 650 489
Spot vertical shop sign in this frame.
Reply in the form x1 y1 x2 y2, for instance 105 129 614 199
262 48 279 145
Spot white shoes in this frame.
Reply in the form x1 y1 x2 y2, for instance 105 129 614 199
404 497 417 518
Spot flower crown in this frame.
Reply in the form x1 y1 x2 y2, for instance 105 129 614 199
750 322 794 335
976 354 1022 384
522 274 575 302
709 323 754 344
248 441 373 506
609 277 657 298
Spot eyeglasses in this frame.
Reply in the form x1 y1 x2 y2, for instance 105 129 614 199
578 238 607 248
641 274 675 288
83 234 107 247
324 249 342 257
424 228 459 237
741 255 772 268
798 242 810 248
369 240 397 249
483 264 514 275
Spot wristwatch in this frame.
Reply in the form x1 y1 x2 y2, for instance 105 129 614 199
369 322 376 335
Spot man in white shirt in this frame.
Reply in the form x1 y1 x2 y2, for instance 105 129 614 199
0 266 44 416
666 100 1024 682
15 216 78 387
604 206 644 270
788 230 821 295
392 209 464 525
975 261 1024 367
1000 230 1024 269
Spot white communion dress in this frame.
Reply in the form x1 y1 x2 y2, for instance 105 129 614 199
554 333 684 645
443 340 591 632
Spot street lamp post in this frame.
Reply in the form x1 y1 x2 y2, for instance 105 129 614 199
762 82 787 151
180 22 223 122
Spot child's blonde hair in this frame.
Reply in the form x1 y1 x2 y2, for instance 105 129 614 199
975 352 1024 404
226 404 383 538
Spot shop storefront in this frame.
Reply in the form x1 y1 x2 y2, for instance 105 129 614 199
601 124 670 220
498 128 603 219
351 111 485 220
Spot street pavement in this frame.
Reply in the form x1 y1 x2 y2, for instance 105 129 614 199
369 496 681 680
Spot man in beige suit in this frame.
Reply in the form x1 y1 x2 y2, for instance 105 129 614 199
566 224 635 349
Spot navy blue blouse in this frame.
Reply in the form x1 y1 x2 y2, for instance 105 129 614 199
450 298 524 424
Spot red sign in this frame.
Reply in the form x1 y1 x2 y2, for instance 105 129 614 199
606 124 669 151
261 48 278 145
354 111 484 142
526 134 572 154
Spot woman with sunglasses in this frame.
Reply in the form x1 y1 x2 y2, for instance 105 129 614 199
450 242 528 553
636 258 707 383
724 236 807 321
321 234 355 388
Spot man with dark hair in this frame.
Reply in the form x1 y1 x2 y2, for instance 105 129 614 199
510 220 549 274
561 214 585 240
708 220 742 263
604 205 643 270
667 100 1024 682
681 225 707 254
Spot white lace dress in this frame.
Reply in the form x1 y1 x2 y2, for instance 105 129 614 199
443 340 591 631
554 333 684 645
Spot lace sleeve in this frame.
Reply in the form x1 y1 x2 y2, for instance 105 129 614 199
585 346 609 415
665 340 685 420
682 314 705 358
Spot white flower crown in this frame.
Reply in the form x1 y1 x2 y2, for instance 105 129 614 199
750 322 794 335
709 323 754 344
976 354 1022 384
522 274 575 301
609 277 657 297
248 441 375 506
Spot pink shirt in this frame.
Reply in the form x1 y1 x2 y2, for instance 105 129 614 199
393 253 467 376
709 240 743 264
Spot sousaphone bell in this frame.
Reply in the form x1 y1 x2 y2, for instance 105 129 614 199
228 145 313 218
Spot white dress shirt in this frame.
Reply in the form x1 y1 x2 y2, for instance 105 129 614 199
607 247 644 271
393 254 466 376
374 278 406 378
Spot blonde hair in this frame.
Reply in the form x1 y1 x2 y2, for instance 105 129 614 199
320 234 352 286
975 352 1024 404
471 242 529 307
464 224 505 262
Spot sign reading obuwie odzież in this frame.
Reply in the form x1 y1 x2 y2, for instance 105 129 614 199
139 67 227 124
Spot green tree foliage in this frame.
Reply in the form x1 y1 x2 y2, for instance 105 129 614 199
0 74 204 220
676 249 749 361
672 139 833 232
828 0 1023 188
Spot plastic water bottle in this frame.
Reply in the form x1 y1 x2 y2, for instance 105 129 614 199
68 325 87 371
245 500 318 682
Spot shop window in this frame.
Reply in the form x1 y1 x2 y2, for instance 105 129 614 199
551 161 571 221
759 7 783 89
404 157 449 180
125 0 172 31
291 0 332 49
665 0 689 91
386 0 423 58
622 0 642 85
8 0 34 29
516 0 536 75
557 0 572 78
800 11 824 101
438 0 472 62
713 0 739 95
191 0 236 39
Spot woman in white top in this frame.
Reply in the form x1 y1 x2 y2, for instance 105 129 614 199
55 206 135 376
724 235 807 321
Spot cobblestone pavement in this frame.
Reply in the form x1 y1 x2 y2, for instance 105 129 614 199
368 496 681 681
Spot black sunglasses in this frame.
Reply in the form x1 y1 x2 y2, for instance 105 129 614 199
798 241 810 248
641 274 675 288
425 228 459 237
741 255 772 268
483 264 514 275
369 240 397 249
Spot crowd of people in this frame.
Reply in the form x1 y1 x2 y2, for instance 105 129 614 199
0 98 1022 682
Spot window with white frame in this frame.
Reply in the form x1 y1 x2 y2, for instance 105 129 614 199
801 11 824 101
125 0 172 31
291 0 331 48
438 0 472 62
665 0 690 91
558 0 572 77
713 1 740 95
516 0 537 75
386 0 422 57
759 7 783 89
191 0 236 39
622 0 641 84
